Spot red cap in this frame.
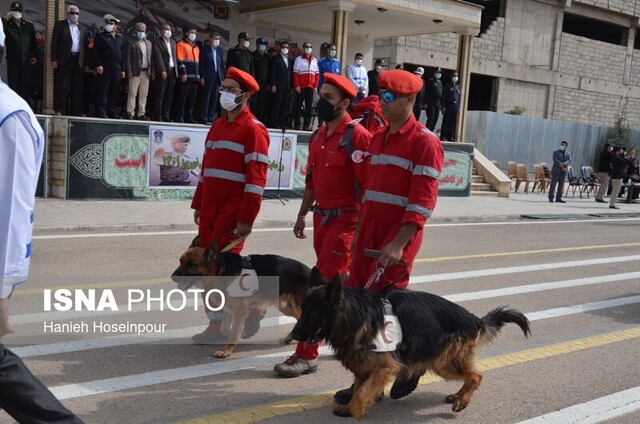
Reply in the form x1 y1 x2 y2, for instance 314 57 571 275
323 73 357 98
378 69 423 95
226 67 260 94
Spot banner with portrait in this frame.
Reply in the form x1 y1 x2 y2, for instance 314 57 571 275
148 127 207 189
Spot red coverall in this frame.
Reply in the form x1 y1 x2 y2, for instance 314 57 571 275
191 106 270 329
296 114 371 360
345 114 443 292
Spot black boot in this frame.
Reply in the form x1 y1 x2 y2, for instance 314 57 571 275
389 376 420 399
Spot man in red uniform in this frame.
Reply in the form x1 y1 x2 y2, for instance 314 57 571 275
273 73 372 377
191 67 270 343
334 69 444 404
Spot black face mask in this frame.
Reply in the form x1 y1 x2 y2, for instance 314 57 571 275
317 97 340 122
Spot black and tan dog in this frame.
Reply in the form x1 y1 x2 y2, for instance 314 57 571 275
172 236 311 358
291 273 531 420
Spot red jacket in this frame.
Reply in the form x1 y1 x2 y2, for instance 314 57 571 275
191 107 270 226
306 115 371 209
362 114 443 229
293 54 319 89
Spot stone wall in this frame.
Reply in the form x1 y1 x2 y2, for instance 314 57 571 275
574 0 637 16
552 88 622 127
497 79 549 118
558 33 627 82
473 17 504 61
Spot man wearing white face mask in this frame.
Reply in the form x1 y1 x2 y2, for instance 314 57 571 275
345 52 368 102
227 31 254 75
293 41 319 131
124 22 155 120
440 71 460 141
548 141 572 203
190 67 270 344
251 37 270 123
2 2 37 104
199 32 224 124
151 23 177 122
173 26 200 123
94 14 124 119
51 4 84 116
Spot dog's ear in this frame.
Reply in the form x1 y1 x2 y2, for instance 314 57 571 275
325 274 343 301
204 240 219 266
190 235 201 248
309 266 326 288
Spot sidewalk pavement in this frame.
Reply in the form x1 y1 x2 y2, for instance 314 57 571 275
33 192 640 234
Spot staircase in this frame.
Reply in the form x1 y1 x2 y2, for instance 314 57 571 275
471 169 500 196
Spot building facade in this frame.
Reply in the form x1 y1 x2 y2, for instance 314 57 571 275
375 0 640 130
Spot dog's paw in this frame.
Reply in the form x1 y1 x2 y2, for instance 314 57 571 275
451 400 468 412
214 349 231 358
280 335 294 345
332 404 352 417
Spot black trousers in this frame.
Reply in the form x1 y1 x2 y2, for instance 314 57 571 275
269 88 290 129
96 69 122 118
7 61 33 104
152 71 176 121
294 87 314 129
172 79 197 122
53 55 84 115
250 84 269 124
425 103 440 131
441 108 458 141
0 344 84 423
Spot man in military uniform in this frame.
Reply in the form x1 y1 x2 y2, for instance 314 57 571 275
2 2 38 104
226 31 253 75
424 67 443 130
251 37 270 123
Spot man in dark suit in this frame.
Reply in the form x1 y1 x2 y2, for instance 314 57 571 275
548 140 572 204
2 2 38 104
199 32 224 124
268 40 292 129
151 23 177 122
51 4 84 116
94 14 124 119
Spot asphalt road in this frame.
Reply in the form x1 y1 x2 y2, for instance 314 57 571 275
2 216 640 424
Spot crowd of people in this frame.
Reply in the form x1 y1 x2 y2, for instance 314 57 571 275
595 145 639 207
2 3 462 135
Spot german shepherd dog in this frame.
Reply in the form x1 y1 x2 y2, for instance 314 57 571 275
172 236 311 358
291 272 531 420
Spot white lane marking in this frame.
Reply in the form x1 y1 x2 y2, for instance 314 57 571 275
43 294 640 400
526 296 640 321
517 386 640 424
31 216 640 240
50 345 334 400
445 272 640 302
411 255 640 283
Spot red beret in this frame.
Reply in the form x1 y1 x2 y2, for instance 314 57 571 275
378 69 423 95
226 67 259 94
323 73 357 98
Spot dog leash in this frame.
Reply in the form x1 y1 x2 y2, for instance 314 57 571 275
363 249 408 291
220 231 250 253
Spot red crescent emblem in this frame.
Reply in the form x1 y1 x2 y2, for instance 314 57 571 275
238 273 252 291
381 320 394 344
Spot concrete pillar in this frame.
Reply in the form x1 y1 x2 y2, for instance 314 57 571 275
623 25 636 86
455 34 472 143
44 0 65 114
328 1 356 71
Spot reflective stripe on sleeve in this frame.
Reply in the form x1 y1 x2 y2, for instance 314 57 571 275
205 140 245 154
363 190 409 207
371 154 414 171
413 165 440 178
244 152 270 164
244 184 264 195
203 168 246 182
406 204 433 218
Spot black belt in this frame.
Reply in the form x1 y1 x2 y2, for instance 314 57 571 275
142 68 149 71
310 205 357 225
71 52 79 55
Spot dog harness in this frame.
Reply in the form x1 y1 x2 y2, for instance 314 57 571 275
370 299 403 352
226 256 259 298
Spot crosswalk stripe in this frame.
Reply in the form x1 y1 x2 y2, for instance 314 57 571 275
176 327 640 424
516 386 640 424
11 271 640 358
44 296 640 401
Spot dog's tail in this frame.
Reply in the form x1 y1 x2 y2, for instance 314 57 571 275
479 307 531 344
